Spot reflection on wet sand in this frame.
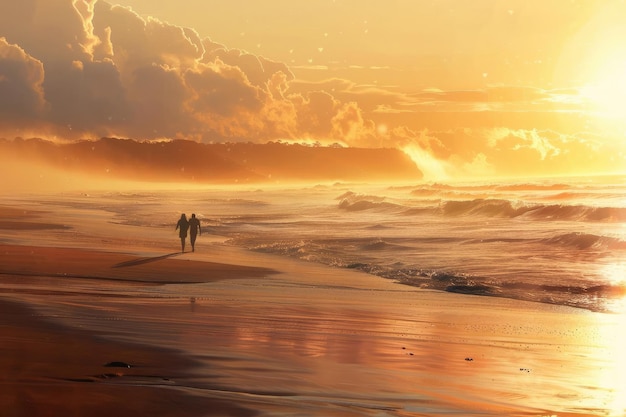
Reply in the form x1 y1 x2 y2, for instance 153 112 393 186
592 309 626 417
21 281 614 416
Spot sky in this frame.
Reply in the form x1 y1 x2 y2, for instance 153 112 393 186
1 0 625 179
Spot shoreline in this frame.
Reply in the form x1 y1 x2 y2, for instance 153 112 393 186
1 196 625 416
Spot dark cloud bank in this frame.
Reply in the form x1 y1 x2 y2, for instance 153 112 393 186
0 0 372 144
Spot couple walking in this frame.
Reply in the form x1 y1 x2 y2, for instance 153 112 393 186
175 213 202 253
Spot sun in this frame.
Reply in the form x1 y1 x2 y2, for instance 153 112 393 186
559 1 626 128
580 56 626 121
569 2 626 124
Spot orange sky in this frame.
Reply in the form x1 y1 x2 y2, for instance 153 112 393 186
1 0 625 179
111 1 620 88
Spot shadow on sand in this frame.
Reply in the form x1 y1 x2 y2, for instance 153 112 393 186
112 252 181 268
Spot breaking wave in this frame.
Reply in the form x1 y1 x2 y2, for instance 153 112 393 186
524 204 626 222
441 199 626 221
384 269 625 312
338 189 625 222
338 199 404 212
441 199 526 217
337 191 405 212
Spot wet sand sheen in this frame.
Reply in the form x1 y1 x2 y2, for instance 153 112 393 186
1 198 624 416
0 242 277 416
0 299 259 417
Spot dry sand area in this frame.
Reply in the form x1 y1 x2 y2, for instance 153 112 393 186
1 195 625 416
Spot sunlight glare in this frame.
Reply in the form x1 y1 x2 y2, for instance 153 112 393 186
580 57 626 121
601 261 626 314
600 310 626 417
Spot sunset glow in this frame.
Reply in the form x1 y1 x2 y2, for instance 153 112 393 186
1 0 626 181
2 3 626 416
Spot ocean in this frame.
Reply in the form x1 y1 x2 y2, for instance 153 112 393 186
4 174 626 416
123 174 625 314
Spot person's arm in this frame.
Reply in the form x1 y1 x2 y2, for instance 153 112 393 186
199 222 202 235
175 221 179 231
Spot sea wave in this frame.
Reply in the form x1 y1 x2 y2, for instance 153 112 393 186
441 199 527 217
337 191 406 212
409 182 574 194
229 234 625 313
524 204 626 222
390 269 625 313
338 190 626 222
338 199 404 212
440 199 626 222
494 183 573 191
337 264 625 312
358 238 412 251
541 232 626 250
220 181 625 314
539 191 606 201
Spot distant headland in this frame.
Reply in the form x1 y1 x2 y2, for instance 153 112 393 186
0 137 423 184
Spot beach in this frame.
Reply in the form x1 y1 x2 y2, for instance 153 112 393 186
3 1 626 415
1 191 625 417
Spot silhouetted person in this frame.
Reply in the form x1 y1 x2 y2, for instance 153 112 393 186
175 213 189 252
188 213 202 252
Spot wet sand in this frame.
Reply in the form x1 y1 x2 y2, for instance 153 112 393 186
0 299 258 417
1 198 625 416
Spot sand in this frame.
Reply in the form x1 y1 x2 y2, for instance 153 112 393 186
1 198 625 416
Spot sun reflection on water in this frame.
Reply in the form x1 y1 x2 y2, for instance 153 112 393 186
603 312 626 417
601 261 626 313
595 262 626 416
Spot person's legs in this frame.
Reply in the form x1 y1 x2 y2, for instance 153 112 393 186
180 237 186 253
190 233 197 252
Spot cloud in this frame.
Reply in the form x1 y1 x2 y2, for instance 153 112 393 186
0 0 368 144
0 0 623 179
185 62 264 117
94 3 204 70
0 38 46 120
0 0 96 64
202 45 293 88
126 63 191 138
